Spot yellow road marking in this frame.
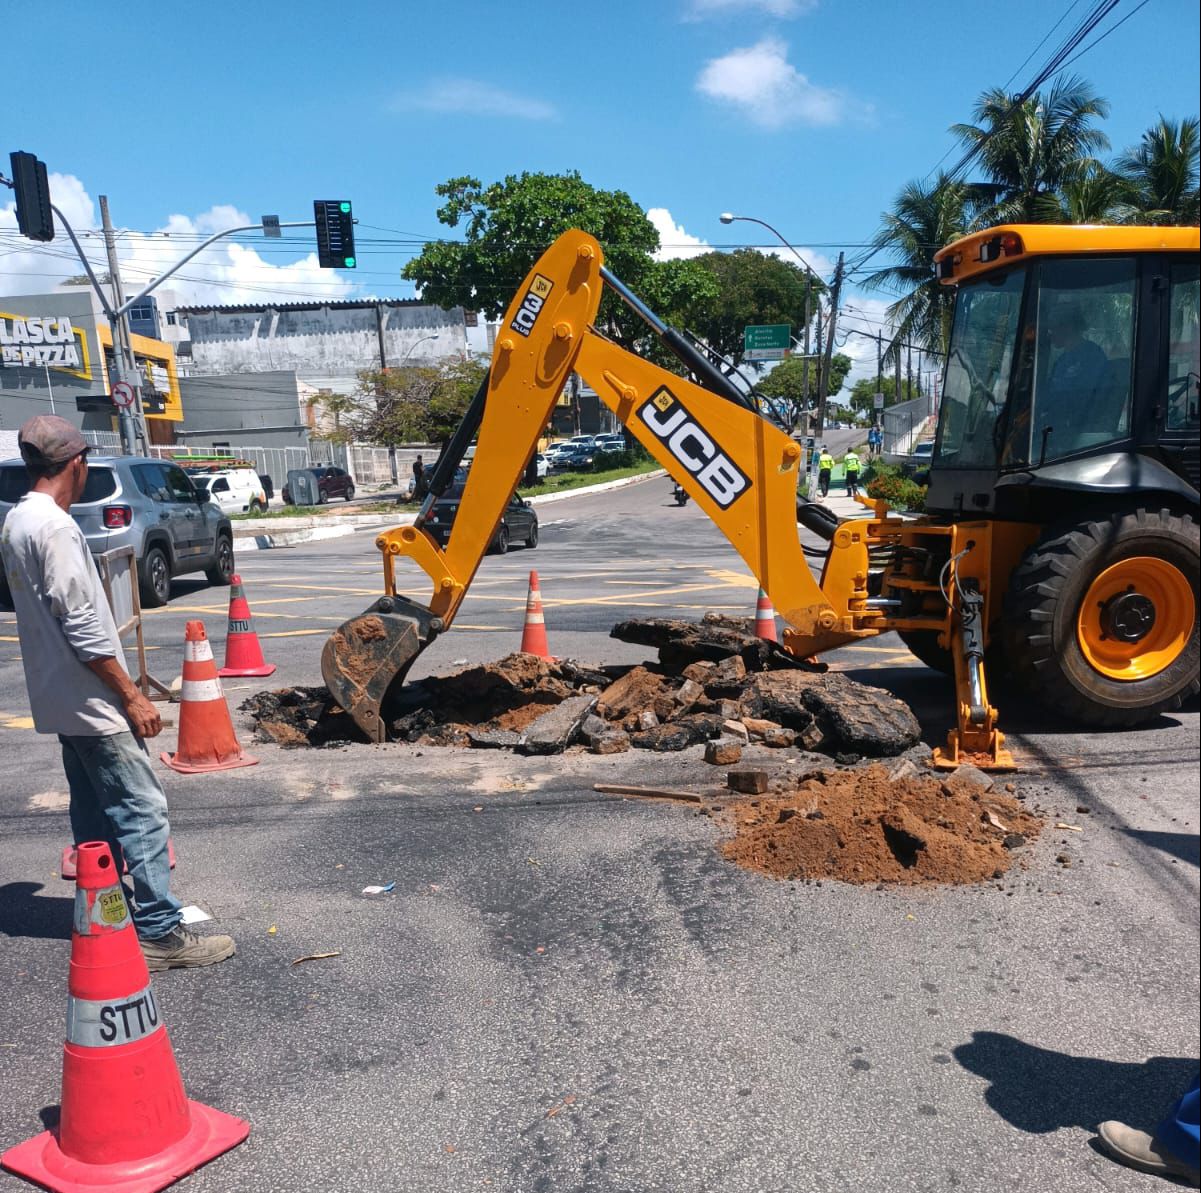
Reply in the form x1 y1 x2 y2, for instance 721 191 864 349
2 714 35 729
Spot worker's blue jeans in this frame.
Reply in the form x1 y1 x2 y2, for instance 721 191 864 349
1158 1075 1200 1169
59 732 182 940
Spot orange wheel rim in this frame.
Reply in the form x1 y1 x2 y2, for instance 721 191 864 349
1077 556 1195 681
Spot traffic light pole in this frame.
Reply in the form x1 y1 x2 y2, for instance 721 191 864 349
28 198 314 455
99 196 145 455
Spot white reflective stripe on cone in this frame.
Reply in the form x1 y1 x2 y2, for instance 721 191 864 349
184 639 215 664
180 677 224 702
66 984 163 1048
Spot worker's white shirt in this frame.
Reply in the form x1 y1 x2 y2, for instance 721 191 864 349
1 492 130 736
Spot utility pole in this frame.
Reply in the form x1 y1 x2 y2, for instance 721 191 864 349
99 196 147 455
815 252 844 437
801 281 811 424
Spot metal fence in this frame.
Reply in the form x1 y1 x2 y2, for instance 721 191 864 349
147 444 309 486
882 393 937 456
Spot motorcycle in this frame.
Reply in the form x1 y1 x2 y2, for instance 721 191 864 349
672 483 689 506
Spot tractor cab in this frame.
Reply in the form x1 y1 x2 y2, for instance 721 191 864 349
927 225 1200 521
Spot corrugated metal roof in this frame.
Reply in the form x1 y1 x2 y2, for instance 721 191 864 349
172 298 442 315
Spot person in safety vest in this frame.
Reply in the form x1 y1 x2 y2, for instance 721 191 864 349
817 448 834 498
843 449 862 497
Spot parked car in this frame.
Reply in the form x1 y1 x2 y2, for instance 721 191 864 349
543 442 573 463
281 465 356 505
0 455 235 608
550 444 594 472
421 484 538 553
534 453 549 479
594 435 625 455
567 435 598 450
187 467 268 515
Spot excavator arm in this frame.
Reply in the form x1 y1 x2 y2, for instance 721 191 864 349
322 231 892 742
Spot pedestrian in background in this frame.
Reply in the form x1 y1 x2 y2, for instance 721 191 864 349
843 448 862 497
0 416 235 972
411 453 427 500
817 447 834 498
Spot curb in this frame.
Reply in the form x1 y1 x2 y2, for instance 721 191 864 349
236 470 666 550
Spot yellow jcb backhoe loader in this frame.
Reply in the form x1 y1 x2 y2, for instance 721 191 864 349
322 225 1200 768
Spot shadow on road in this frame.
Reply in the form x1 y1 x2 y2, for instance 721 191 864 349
1122 830 1201 868
0 882 73 940
953 1031 1196 1134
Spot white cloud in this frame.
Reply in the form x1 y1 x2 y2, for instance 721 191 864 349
836 296 902 390
686 0 815 17
394 79 557 121
646 208 711 260
2 174 355 307
696 37 855 128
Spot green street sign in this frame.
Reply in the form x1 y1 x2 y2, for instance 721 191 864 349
743 323 791 361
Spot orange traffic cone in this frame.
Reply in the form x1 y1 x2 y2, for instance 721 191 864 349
754 588 778 643
218 575 275 678
61 839 175 881
1 841 249 1192
162 621 258 774
520 570 550 658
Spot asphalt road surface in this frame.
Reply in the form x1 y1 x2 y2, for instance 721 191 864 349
1 476 1197 1193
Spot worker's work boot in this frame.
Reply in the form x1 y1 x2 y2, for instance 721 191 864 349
140 925 236 972
1096 1121 1201 1186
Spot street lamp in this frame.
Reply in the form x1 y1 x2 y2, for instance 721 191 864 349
398 333 440 365
720 212 823 433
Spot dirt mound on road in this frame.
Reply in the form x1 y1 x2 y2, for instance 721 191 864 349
717 765 1041 886
243 654 609 748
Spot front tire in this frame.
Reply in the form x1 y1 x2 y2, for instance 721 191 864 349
525 523 539 549
139 546 172 608
1004 508 1198 727
493 525 510 555
345 484 355 501
204 535 235 586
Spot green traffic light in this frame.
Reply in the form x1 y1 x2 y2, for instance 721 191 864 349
339 202 351 213
344 257 356 268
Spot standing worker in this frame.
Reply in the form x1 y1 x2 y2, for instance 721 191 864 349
411 453 425 499
0 416 236 972
843 447 862 497
817 446 834 499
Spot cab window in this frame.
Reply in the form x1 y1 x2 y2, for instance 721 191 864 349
212 478 230 493
1028 257 1137 461
1166 261 1199 431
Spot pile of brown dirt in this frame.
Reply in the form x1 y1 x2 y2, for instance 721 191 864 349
717 765 1041 886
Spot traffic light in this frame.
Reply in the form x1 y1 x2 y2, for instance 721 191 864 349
314 199 356 269
8 151 54 241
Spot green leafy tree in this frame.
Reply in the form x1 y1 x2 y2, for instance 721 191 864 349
685 249 823 368
402 171 659 327
848 374 918 417
320 358 488 448
1114 116 1200 224
865 174 974 358
757 352 850 426
951 76 1111 224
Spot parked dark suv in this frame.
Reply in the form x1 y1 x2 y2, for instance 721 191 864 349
281 466 356 505
0 455 235 607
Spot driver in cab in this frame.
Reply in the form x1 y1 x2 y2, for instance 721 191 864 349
1044 302 1109 433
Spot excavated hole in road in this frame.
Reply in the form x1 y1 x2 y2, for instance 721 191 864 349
238 614 1043 888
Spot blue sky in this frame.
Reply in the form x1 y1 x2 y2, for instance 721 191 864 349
4 0 1199 380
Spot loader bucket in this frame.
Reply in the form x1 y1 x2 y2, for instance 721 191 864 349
320 596 443 743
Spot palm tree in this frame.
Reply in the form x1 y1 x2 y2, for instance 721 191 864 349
1058 163 1130 223
951 76 1111 225
864 175 975 357
1114 116 1200 225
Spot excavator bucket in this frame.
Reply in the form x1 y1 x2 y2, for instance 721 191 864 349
320 595 443 743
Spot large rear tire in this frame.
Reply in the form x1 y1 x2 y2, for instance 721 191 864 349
1003 508 1199 727
897 630 953 675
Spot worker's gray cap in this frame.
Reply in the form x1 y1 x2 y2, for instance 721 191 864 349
18 415 88 466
